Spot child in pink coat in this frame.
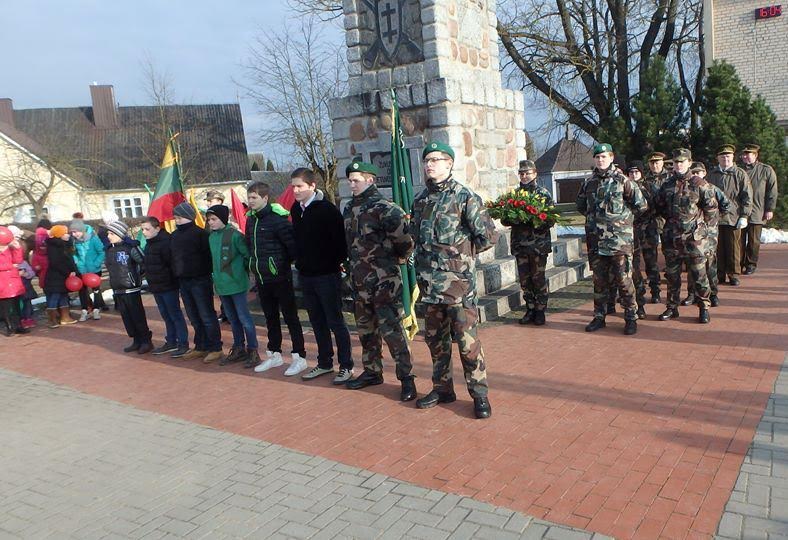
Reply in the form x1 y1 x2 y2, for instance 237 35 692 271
0 226 28 336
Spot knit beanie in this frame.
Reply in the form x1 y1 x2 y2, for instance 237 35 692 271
173 202 197 221
206 204 230 226
69 220 86 232
106 220 129 239
50 225 68 239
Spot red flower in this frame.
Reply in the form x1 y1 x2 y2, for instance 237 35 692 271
538 212 547 220
527 205 537 214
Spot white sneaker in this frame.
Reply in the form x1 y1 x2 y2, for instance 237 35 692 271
332 368 354 385
284 353 308 376
254 351 283 373
92 308 101 320
78 309 89 322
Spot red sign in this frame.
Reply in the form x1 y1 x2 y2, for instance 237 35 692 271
756 5 782 19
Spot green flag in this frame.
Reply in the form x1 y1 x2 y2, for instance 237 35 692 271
390 88 419 340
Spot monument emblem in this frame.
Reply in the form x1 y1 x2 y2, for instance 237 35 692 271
361 0 423 68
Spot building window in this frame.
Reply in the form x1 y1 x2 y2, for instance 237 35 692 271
113 197 143 218
29 207 49 221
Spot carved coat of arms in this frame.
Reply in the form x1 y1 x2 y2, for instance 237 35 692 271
361 0 423 69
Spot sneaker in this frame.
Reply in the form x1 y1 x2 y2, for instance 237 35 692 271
220 346 247 366
203 351 224 364
301 366 334 380
254 351 284 373
244 349 262 369
180 349 208 361
333 368 354 385
284 353 308 376
170 345 190 358
152 342 179 355
78 309 89 322
92 308 101 320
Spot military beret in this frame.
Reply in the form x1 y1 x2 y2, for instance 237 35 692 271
626 160 644 173
742 143 760 153
518 159 537 172
690 161 706 172
345 160 379 177
422 141 455 160
672 148 692 162
204 190 225 202
592 143 614 156
646 151 666 162
715 144 735 155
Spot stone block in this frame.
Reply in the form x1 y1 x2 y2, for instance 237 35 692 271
515 130 526 147
344 14 359 30
348 62 362 77
392 66 409 86
460 83 475 104
348 76 362 95
362 72 378 92
408 63 426 85
426 79 448 103
422 5 438 25
328 96 363 120
505 92 514 110
346 29 361 47
424 58 441 80
377 69 391 89
412 84 428 106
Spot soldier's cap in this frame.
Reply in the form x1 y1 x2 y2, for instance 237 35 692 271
690 161 706 173
422 141 455 160
204 190 224 202
345 160 379 177
646 151 666 162
741 143 760 153
518 159 537 172
626 160 644 174
672 148 692 162
715 144 735 155
592 143 614 156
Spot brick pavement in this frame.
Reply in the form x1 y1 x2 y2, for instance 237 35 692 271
1 244 787 538
0 369 600 539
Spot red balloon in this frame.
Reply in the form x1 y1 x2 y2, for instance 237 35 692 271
82 272 101 288
65 275 83 292
0 226 13 246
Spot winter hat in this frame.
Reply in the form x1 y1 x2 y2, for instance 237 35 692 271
106 220 129 239
69 220 86 232
102 210 119 226
50 225 68 239
0 226 12 246
173 202 197 221
206 204 230 226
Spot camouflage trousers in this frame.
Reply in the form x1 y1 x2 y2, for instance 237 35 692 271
587 250 616 307
354 298 413 380
687 239 719 297
665 250 710 309
632 244 659 308
516 254 549 310
592 254 636 319
423 303 488 398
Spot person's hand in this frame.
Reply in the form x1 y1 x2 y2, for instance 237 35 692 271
765 211 773 222
736 217 748 229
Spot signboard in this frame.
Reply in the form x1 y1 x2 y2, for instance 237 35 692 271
370 152 392 187
755 5 782 19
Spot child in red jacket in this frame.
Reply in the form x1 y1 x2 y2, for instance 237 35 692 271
0 226 28 336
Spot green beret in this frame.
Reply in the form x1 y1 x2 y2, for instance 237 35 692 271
646 151 666 162
592 143 614 156
672 148 692 162
422 141 455 160
716 144 735 155
742 143 760 153
345 160 379 177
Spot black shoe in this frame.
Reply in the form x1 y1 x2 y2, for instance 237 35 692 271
416 389 457 409
585 317 606 332
636 306 646 320
220 346 246 366
346 371 384 390
746 266 756 275
658 308 679 321
729 276 740 286
473 396 492 419
123 341 140 353
518 309 534 325
137 342 153 355
170 345 190 358
606 303 616 314
680 295 696 306
533 309 546 326
400 377 417 402
624 319 637 335
718 275 727 285
244 349 261 369
152 342 179 355
14 327 30 335
699 308 710 324
710 295 719 307
650 293 661 304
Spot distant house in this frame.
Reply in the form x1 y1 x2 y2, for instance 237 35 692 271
0 85 250 223
534 138 593 204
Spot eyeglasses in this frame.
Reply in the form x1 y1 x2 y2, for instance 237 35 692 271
423 157 450 165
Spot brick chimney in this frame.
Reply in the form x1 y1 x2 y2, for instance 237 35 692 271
89 84 119 128
0 98 14 127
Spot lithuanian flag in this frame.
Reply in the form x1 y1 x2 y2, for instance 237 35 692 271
147 133 186 232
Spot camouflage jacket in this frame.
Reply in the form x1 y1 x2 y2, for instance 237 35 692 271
410 177 498 305
343 185 413 303
741 161 778 224
503 181 554 256
645 169 669 231
707 165 752 226
704 184 732 254
656 172 718 257
577 166 647 256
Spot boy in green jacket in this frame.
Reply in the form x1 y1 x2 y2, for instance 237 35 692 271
206 205 260 367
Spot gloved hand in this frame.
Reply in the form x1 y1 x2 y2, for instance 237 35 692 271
736 217 748 229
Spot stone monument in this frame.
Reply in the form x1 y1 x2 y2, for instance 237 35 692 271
329 0 526 201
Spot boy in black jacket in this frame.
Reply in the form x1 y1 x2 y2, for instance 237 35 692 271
245 182 307 375
105 220 153 354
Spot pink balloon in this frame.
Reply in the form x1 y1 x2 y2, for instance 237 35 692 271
82 272 101 288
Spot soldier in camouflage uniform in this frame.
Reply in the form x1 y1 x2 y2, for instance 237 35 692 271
411 141 497 419
342 161 418 402
626 161 658 319
577 143 647 335
655 149 718 324
502 159 554 326
644 151 670 303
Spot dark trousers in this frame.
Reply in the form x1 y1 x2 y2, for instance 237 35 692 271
180 275 222 352
115 292 152 345
153 289 189 347
300 273 352 370
717 225 742 279
78 271 106 310
0 297 21 334
740 223 763 270
257 280 305 356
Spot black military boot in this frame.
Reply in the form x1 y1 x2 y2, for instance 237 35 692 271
650 292 661 304
606 302 617 314
698 307 710 324
680 294 696 306
473 396 492 419
636 305 646 320
123 341 141 353
533 309 546 326
400 377 417 402
346 370 384 390
710 294 720 307
518 308 534 325
416 388 457 409
624 319 638 335
585 316 606 332
658 307 680 321
728 275 740 286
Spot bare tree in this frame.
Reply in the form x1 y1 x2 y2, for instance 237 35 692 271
239 17 346 202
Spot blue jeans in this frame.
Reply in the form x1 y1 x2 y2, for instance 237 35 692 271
179 275 222 352
220 292 258 350
153 290 189 347
300 273 352 370
45 292 69 309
